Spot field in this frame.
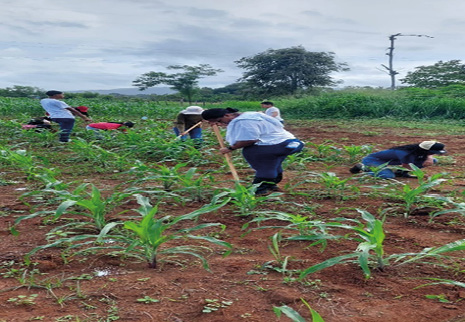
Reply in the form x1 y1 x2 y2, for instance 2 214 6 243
1 113 465 322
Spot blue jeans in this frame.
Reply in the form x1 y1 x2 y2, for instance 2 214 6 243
51 118 75 142
242 139 304 179
362 156 431 179
173 127 203 141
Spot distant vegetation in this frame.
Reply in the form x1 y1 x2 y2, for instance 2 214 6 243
2 84 465 121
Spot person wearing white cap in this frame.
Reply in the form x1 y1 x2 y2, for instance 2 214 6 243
173 106 204 145
349 140 446 179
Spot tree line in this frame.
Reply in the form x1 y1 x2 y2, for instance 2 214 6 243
2 46 465 103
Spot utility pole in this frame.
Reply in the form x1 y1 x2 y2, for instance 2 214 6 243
381 33 433 90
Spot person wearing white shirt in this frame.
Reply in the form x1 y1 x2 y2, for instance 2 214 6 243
201 108 303 194
260 101 283 123
40 90 91 142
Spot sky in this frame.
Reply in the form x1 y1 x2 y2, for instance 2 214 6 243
1 0 464 92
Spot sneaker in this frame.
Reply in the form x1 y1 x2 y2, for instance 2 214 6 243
350 163 364 174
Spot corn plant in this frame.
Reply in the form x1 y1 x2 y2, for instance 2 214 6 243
388 166 447 216
274 298 325 322
306 142 342 161
221 182 282 216
15 183 135 233
299 209 386 279
317 172 356 200
118 194 232 269
342 144 372 164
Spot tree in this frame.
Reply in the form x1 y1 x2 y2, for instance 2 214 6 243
133 64 223 103
0 85 43 98
400 60 465 88
235 46 349 97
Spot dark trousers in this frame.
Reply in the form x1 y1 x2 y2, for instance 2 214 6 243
51 118 75 142
242 139 304 179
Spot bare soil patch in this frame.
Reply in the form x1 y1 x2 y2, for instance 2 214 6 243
1 121 465 322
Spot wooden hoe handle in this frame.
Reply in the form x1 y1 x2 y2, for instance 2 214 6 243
211 124 240 182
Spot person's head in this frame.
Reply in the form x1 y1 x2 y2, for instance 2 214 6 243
260 101 273 108
419 141 446 155
181 106 204 115
45 90 64 99
201 107 240 125
123 121 135 128
393 141 446 155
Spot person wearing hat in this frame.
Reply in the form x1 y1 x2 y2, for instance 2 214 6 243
201 107 304 195
260 101 283 124
40 90 92 142
173 106 204 144
349 141 446 179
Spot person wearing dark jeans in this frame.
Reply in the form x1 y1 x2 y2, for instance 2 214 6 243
349 141 446 179
201 108 304 195
40 90 91 142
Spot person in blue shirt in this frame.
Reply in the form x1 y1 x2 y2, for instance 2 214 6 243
350 141 446 179
201 107 304 194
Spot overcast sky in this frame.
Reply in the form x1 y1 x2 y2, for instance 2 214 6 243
1 0 464 91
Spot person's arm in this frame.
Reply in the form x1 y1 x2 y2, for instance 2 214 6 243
66 107 91 122
175 114 186 134
219 140 258 154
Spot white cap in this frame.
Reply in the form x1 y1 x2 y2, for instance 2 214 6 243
181 106 204 115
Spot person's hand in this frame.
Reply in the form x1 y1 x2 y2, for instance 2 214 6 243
219 147 231 154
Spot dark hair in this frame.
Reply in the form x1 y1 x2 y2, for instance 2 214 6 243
390 142 445 157
45 90 63 96
201 107 239 120
261 101 273 105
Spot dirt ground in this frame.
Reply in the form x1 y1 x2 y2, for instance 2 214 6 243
1 121 465 322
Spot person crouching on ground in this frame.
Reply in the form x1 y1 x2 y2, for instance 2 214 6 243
349 141 446 179
201 107 304 195
86 121 134 139
40 90 92 142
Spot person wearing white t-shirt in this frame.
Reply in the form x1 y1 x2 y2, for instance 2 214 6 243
260 101 283 123
40 90 91 142
201 108 303 195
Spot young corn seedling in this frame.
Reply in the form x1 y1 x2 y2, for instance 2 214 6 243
317 172 355 200
299 209 386 280
120 194 232 269
221 182 282 216
15 183 135 234
342 144 372 164
389 166 446 217
274 298 325 322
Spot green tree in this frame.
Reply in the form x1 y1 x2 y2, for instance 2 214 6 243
235 46 349 97
400 60 465 88
0 85 43 98
133 64 223 103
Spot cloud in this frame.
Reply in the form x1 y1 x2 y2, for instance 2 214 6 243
0 0 463 90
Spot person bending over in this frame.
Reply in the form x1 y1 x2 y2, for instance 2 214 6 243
202 107 304 195
350 141 446 179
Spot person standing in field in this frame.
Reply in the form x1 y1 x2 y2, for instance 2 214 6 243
349 141 446 179
173 106 204 145
40 90 91 142
201 107 304 195
260 101 283 124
